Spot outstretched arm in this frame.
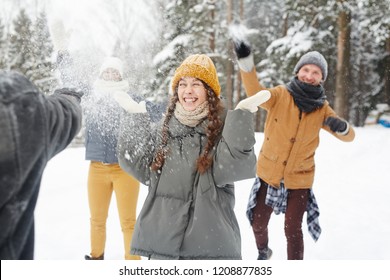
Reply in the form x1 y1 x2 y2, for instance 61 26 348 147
323 106 355 142
231 34 266 97
46 88 83 158
114 90 165 122
235 90 271 112
114 92 160 184
212 109 257 185
113 91 147 113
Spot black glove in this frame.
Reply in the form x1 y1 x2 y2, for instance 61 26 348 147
324 116 347 133
54 88 83 103
233 40 252 59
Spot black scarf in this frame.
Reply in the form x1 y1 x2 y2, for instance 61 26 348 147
286 77 326 113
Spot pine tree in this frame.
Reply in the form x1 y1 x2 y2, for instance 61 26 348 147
147 0 215 101
349 0 390 125
147 0 193 99
361 0 390 107
263 0 337 87
242 0 285 87
0 19 5 69
31 11 57 94
8 9 35 79
349 15 380 126
104 0 158 95
239 0 285 131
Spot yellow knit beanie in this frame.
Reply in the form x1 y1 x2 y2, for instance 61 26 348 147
171 54 221 97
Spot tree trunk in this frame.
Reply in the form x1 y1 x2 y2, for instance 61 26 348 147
235 0 244 108
282 12 289 37
334 0 351 120
225 0 234 109
355 52 366 126
209 6 215 52
384 37 390 106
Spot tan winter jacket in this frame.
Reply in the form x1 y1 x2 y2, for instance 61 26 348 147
241 68 355 189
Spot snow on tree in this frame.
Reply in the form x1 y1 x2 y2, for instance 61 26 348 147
8 9 35 77
1 0 388 128
4 9 57 94
31 12 57 94
0 19 5 69
146 0 218 103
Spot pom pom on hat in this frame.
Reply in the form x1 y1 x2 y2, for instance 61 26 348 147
171 54 221 96
99 56 124 77
293 51 328 81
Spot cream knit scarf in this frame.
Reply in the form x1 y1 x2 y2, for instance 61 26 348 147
174 101 209 127
93 79 130 96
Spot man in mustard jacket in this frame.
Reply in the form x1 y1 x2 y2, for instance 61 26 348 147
233 41 355 260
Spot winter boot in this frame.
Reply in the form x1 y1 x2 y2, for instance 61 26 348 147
257 248 272 260
84 254 104 260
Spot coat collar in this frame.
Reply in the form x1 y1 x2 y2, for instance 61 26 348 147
167 108 227 139
168 115 208 138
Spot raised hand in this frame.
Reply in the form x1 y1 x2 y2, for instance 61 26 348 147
229 23 255 72
233 40 254 72
113 91 147 113
235 90 271 113
234 40 252 59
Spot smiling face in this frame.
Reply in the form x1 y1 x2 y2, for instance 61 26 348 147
296 64 323 86
100 68 122 82
177 77 208 111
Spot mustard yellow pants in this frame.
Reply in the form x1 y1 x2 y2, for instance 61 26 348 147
87 161 140 260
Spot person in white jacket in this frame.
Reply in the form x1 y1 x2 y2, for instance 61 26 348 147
83 57 141 260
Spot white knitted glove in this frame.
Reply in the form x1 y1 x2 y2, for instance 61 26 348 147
235 90 271 113
113 91 147 113
229 23 255 72
237 53 255 72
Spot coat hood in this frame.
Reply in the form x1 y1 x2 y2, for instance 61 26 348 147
0 71 39 103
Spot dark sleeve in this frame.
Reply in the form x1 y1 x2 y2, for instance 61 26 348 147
322 103 355 142
44 93 82 159
145 101 166 123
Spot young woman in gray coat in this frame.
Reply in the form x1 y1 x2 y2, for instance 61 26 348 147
114 54 271 260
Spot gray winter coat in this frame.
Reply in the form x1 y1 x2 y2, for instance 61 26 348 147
0 71 82 259
118 109 256 259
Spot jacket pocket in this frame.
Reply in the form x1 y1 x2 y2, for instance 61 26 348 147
134 196 190 257
260 149 278 162
295 155 315 174
258 149 279 178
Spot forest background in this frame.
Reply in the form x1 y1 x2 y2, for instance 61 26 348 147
0 0 389 132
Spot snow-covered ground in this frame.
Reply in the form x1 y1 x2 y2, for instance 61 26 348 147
33 125 390 261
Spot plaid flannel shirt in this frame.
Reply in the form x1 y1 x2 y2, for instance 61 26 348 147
246 177 321 241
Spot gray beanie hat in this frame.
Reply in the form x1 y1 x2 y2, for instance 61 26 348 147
293 51 328 81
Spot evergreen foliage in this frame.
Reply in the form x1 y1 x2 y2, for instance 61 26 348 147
0 1 388 127
3 9 57 94
147 0 217 101
31 12 56 94
8 9 35 76
0 19 5 69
